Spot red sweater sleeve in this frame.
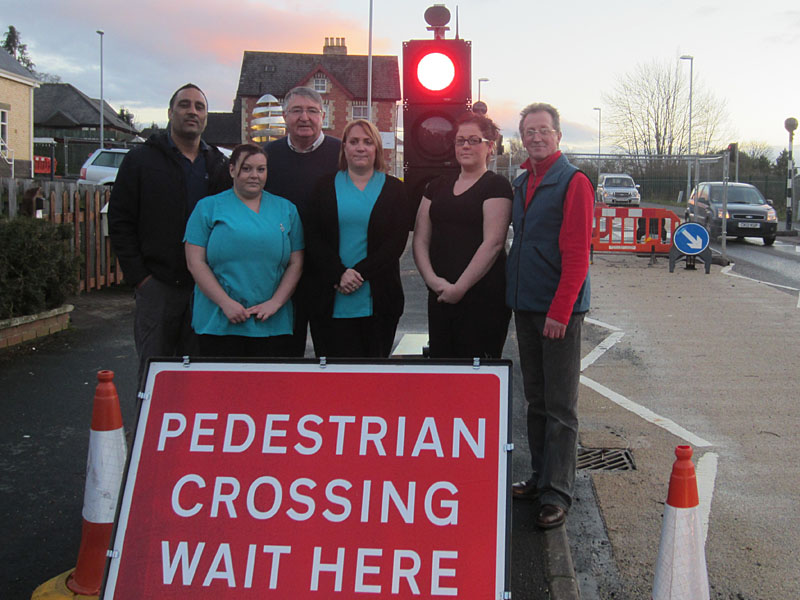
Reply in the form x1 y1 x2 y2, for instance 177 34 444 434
547 172 594 324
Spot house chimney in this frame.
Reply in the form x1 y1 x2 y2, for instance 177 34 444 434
323 36 347 56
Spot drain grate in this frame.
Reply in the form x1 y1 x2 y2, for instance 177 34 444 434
577 447 636 471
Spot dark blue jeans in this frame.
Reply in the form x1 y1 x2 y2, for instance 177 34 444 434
515 311 584 510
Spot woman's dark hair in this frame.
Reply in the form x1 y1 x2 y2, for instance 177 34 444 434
455 112 500 142
230 143 268 176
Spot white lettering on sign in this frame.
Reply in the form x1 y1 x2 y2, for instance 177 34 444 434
158 413 186 451
169 475 459 525
161 541 291 588
156 412 486 459
392 549 421 594
308 547 457 595
223 414 255 452
431 550 458 596
190 413 218 452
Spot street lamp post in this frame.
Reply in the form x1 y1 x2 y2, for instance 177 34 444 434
477 77 489 101
97 30 104 150
593 107 601 181
785 117 797 229
367 0 373 122
680 54 693 204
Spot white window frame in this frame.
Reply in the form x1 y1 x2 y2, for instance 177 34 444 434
322 100 331 129
0 109 8 151
313 74 327 93
352 101 369 120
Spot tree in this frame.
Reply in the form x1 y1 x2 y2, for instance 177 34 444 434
602 58 731 157
118 107 134 126
2 26 35 71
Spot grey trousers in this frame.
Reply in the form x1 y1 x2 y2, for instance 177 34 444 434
515 311 584 510
134 277 197 385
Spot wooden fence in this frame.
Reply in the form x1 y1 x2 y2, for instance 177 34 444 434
1 177 124 292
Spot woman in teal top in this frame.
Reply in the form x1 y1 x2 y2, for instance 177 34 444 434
305 120 408 357
185 143 304 357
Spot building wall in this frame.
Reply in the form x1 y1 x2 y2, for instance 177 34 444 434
0 76 34 166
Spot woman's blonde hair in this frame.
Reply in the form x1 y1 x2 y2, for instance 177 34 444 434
338 119 387 172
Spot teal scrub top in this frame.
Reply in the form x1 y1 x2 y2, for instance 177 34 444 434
184 188 304 337
333 170 385 318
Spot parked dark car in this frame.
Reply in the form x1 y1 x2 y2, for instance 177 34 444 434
685 182 778 245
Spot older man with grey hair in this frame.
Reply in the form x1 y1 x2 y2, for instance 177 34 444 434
264 86 341 356
506 102 594 529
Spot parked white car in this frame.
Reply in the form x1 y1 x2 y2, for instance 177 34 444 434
77 148 129 186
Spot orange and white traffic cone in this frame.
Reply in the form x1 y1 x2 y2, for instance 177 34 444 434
652 445 709 600
65 370 127 596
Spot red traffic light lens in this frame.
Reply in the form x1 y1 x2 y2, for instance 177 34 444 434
417 52 455 91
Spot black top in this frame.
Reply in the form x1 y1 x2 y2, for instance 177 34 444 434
425 171 513 305
264 136 342 224
108 133 231 287
305 173 409 320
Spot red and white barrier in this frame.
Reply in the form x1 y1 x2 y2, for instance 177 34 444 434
592 205 683 255
66 370 127 596
652 445 709 600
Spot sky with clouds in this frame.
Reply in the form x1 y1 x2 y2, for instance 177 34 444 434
4 0 800 154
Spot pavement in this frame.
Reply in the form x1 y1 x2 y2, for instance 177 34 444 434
5 234 798 599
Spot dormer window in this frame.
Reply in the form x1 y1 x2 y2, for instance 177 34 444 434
313 74 327 93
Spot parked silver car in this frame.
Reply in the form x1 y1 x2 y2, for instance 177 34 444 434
596 173 641 206
685 181 778 245
77 148 129 186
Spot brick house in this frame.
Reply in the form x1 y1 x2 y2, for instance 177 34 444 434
0 48 39 177
236 38 401 171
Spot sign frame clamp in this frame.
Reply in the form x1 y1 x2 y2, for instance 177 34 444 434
103 358 513 600
669 222 712 274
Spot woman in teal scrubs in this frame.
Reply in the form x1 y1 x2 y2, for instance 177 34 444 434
185 143 304 357
305 120 408 357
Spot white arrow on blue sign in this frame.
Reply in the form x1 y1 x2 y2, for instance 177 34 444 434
672 222 710 255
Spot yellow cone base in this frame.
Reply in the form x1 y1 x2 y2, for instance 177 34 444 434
30 569 98 600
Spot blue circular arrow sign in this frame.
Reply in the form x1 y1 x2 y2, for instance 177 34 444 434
673 222 710 255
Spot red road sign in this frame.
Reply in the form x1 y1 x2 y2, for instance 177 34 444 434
104 360 511 599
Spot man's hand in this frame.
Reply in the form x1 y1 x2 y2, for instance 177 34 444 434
543 317 567 339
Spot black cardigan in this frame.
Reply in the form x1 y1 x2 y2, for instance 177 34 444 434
305 173 409 320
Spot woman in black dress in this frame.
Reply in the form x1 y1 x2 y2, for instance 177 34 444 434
413 112 513 358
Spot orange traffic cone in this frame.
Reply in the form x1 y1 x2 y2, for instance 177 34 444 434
66 370 127 596
652 445 709 600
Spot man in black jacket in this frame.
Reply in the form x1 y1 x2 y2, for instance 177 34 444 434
109 83 231 383
264 86 341 356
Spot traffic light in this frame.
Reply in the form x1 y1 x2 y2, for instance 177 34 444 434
403 35 471 222
727 142 738 159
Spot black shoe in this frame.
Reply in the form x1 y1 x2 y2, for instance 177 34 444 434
511 479 539 500
536 504 566 529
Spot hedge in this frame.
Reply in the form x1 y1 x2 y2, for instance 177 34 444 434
0 218 79 319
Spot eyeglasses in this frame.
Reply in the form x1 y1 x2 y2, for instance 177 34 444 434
286 107 322 116
454 136 491 146
523 127 558 139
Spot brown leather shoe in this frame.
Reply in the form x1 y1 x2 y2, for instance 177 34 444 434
511 479 539 500
536 504 566 529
